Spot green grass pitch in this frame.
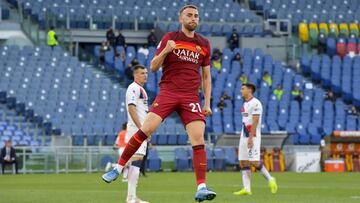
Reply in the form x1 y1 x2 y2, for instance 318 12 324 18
0 172 360 203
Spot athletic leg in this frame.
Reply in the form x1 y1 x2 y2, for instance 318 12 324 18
116 112 162 170
240 160 251 192
102 90 178 183
250 161 271 181
127 141 149 203
127 157 142 201
234 136 252 195
186 120 216 202
102 113 161 183
178 94 216 201
186 120 207 189
249 138 277 194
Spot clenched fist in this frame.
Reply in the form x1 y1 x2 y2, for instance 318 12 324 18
203 105 212 117
163 40 176 54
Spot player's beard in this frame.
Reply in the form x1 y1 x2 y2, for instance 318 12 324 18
184 22 198 31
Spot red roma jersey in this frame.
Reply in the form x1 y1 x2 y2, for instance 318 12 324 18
155 30 211 94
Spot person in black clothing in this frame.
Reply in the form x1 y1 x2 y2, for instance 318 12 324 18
147 29 157 47
211 48 222 61
125 59 140 82
106 27 117 49
99 41 110 66
221 91 232 100
318 33 326 54
116 30 126 47
325 90 336 103
229 29 239 50
232 52 243 66
217 91 231 112
106 27 114 42
1 140 18 174
348 105 359 118
115 51 126 62
217 97 227 112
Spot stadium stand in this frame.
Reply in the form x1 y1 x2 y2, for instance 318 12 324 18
8 0 261 30
249 0 360 32
0 45 188 146
208 48 355 144
2 0 359 176
93 42 357 145
0 45 125 143
156 22 268 37
0 104 46 147
301 54 360 107
298 22 360 55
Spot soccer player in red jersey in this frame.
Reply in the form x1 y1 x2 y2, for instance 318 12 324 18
102 4 216 202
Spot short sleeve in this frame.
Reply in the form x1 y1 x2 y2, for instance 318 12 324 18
201 39 211 67
252 100 262 115
155 33 171 55
126 85 139 106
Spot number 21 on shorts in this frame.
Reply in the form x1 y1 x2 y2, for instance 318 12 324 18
189 103 202 113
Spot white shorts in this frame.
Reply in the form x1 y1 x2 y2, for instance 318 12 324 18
125 126 147 156
238 135 261 161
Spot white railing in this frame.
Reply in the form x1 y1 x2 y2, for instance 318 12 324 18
8 146 118 174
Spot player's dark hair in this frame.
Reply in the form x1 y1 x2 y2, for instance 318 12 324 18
179 4 198 15
132 65 146 74
242 83 256 93
122 122 127 130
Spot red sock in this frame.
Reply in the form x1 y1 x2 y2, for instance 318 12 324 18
192 145 207 186
118 129 148 166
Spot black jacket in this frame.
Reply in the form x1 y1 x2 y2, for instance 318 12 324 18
1 147 16 162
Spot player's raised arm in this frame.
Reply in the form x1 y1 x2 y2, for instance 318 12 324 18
202 65 212 116
150 34 176 72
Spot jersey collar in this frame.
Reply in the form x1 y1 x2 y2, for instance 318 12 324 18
134 81 144 87
245 96 253 102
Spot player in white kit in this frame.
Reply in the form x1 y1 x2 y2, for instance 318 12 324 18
233 83 278 196
124 65 149 203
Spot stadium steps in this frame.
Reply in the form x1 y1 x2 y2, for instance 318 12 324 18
0 101 48 146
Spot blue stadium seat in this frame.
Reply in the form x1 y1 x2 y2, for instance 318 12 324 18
174 148 191 171
151 134 158 145
178 134 188 145
105 135 116 146
213 148 226 171
147 148 162 171
167 135 178 145
73 135 84 146
206 148 214 171
224 147 238 166
297 124 310 144
157 134 168 145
